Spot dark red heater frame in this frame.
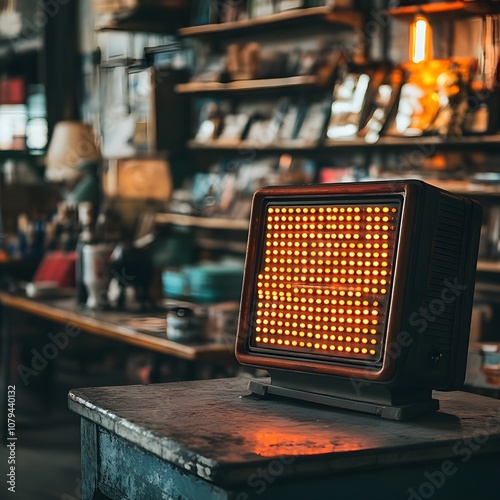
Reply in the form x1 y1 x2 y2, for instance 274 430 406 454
236 180 482 420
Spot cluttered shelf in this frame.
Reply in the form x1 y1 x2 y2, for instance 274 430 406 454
388 1 500 20
178 6 363 38
175 75 321 94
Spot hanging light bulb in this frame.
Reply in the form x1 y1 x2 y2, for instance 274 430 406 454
410 16 432 63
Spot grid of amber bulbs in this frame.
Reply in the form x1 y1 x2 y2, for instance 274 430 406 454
250 202 401 363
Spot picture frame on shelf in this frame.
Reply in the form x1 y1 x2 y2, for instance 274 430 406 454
218 113 250 144
194 102 221 143
249 0 275 19
359 67 403 144
326 68 371 141
245 117 276 145
277 0 305 14
276 101 301 142
295 100 330 146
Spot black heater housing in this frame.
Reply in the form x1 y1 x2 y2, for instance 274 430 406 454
235 180 482 420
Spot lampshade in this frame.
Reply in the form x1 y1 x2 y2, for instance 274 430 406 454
45 121 101 181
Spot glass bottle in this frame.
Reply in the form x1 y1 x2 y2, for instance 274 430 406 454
76 202 95 308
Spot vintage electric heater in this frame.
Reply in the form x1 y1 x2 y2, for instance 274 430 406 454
235 180 482 420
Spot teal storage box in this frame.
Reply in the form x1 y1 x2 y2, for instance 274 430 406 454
163 263 243 303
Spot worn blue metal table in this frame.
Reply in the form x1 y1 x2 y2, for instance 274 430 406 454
69 378 500 499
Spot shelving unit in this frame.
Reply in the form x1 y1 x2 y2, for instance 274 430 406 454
177 3 500 213
179 6 363 38
178 3 500 160
95 3 500 275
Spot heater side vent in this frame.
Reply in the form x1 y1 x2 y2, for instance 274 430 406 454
423 196 466 366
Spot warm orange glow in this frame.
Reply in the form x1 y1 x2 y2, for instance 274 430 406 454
251 202 400 362
241 428 370 457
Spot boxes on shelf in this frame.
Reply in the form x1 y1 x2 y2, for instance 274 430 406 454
191 0 353 26
162 262 244 303
164 298 240 343
0 77 25 105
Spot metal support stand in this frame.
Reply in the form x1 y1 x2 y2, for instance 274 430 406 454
248 378 440 421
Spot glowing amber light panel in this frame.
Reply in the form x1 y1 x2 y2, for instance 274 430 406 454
249 202 401 363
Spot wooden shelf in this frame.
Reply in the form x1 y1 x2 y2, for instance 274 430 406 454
475 281 500 294
176 75 320 94
99 58 143 69
388 1 500 20
155 212 249 231
417 178 500 196
0 150 32 159
0 150 45 169
95 6 189 33
188 135 500 154
323 135 500 150
179 7 363 38
477 260 500 273
196 237 247 253
0 36 42 55
188 139 322 154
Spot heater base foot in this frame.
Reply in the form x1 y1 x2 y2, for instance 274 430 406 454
248 379 439 421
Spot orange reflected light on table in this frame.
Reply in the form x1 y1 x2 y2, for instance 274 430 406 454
242 428 366 457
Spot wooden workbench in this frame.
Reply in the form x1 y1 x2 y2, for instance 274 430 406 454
69 377 500 499
0 291 236 441
0 291 233 361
